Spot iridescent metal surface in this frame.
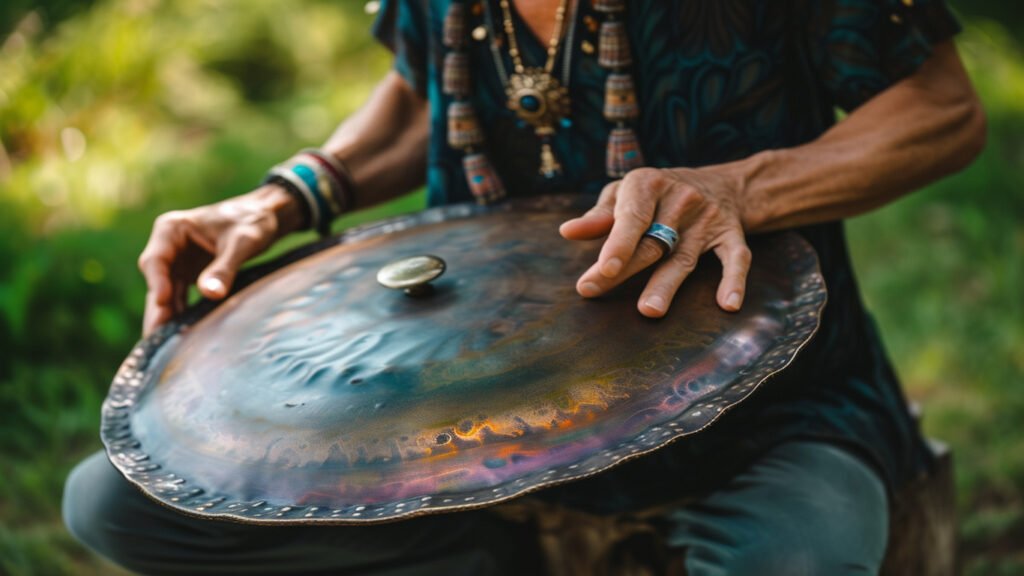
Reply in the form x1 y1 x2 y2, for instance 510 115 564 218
102 195 826 524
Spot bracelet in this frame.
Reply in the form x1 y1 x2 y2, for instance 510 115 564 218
262 168 325 236
262 149 356 237
263 176 313 231
282 160 334 235
295 153 344 215
302 148 356 213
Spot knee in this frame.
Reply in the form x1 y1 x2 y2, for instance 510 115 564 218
62 451 108 550
62 451 148 568
676 443 890 576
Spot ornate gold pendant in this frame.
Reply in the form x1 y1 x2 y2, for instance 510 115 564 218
506 68 570 129
506 69 569 177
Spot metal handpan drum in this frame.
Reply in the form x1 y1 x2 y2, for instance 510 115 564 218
102 195 826 524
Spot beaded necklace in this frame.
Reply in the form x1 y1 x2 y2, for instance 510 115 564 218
443 0 644 204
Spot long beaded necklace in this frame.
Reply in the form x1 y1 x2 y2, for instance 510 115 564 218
496 0 572 177
594 0 645 177
442 0 644 205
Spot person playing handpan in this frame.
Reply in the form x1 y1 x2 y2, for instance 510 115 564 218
64 0 985 574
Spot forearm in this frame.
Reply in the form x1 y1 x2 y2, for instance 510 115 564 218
736 42 987 233
321 71 429 210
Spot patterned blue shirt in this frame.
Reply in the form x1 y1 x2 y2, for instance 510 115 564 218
373 0 961 506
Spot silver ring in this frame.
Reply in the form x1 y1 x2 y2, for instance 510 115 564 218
643 223 679 255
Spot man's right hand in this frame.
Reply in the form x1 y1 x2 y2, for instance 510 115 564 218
138 184 305 336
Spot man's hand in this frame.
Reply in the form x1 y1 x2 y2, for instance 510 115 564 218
559 42 985 319
559 166 751 319
138 185 304 336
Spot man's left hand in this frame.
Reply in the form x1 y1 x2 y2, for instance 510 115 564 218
559 166 751 318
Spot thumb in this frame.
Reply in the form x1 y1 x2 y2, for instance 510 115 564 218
560 181 619 240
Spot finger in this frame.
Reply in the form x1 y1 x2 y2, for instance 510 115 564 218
173 280 188 315
559 181 619 240
196 228 264 299
143 289 173 337
596 178 659 278
139 234 178 336
713 231 752 312
577 235 666 298
636 235 705 318
138 241 175 305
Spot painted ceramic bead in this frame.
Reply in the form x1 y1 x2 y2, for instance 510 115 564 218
443 3 467 49
463 153 506 204
443 52 471 96
603 73 638 121
598 21 632 69
606 126 645 178
593 0 626 14
447 102 484 149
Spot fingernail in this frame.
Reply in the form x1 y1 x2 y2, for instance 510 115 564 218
645 295 667 313
726 291 742 310
602 258 622 277
201 277 225 296
579 282 601 298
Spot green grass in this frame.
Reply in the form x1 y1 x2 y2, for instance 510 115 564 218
1 2 1022 574
846 20 1024 574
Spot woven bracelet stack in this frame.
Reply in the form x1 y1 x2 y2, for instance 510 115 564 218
263 149 356 236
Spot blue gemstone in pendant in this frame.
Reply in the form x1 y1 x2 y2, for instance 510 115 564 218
519 94 541 112
560 118 572 129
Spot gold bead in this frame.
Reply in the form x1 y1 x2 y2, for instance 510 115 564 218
902 0 914 6
581 40 595 54
472 25 488 41
890 13 903 23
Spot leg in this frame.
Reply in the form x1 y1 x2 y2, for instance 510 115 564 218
63 451 543 575
660 441 889 576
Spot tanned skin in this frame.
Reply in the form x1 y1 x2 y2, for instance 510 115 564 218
139 1 985 335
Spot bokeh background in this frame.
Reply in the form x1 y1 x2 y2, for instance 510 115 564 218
0 1 1021 574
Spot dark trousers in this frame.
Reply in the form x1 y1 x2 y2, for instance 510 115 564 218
63 441 888 575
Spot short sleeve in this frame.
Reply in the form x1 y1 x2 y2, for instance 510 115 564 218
806 0 962 111
372 0 430 97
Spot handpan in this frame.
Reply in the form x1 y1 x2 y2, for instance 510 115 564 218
102 195 826 524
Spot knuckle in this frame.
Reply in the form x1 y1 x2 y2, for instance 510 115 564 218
599 180 619 201
703 202 723 221
626 168 666 192
669 250 698 271
637 238 667 262
733 245 753 267
677 186 705 209
154 210 186 228
232 226 263 244
633 167 663 182
619 202 651 224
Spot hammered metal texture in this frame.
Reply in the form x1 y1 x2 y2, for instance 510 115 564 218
102 195 827 525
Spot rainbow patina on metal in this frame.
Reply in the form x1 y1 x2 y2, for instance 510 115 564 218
101 195 826 524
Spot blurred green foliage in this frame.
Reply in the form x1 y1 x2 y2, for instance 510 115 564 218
0 1 1022 575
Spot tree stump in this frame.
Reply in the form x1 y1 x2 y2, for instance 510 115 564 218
880 440 957 576
495 440 957 575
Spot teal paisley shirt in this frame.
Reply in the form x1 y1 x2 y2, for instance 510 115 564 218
373 0 961 507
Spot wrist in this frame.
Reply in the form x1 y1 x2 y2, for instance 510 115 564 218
252 184 306 238
726 149 775 233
